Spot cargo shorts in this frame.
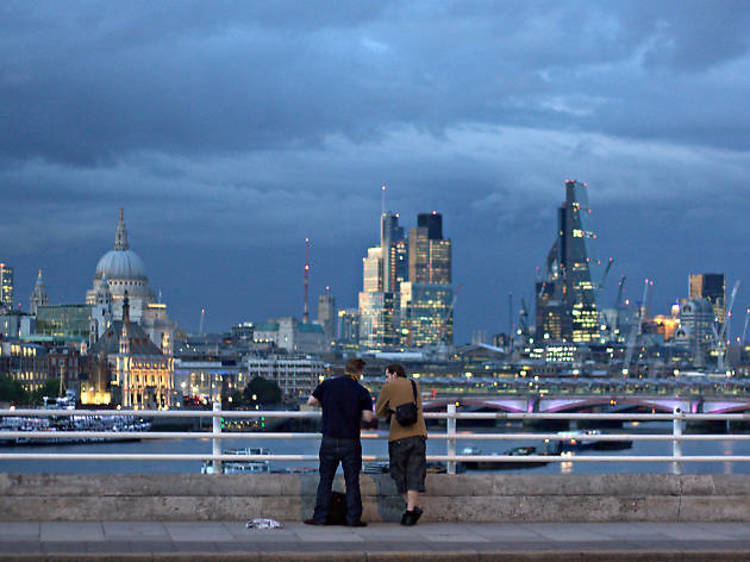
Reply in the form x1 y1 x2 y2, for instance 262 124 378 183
388 435 427 493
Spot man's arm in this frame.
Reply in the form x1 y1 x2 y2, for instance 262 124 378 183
307 395 320 407
374 385 390 417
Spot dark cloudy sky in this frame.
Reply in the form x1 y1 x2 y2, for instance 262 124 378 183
3 1 750 343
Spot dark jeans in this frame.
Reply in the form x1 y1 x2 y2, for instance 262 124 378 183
312 436 363 524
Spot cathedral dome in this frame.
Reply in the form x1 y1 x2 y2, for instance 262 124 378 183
93 209 148 281
95 250 147 281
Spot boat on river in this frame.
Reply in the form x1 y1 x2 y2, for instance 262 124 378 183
544 430 632 454
201 447 271 474
460 446 550 470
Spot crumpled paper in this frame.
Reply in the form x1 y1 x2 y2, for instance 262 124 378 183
246 518 284 529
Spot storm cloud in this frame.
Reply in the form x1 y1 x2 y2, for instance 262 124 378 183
2 1 749 340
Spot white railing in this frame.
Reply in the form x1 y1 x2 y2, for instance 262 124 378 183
2 404 750 474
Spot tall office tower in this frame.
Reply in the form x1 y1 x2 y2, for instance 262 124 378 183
358 241 399 349
381 212 405 293
418 212 442 240
402 212 453 346
0 263 14 310
30 269 50 315
409 212 452 284
536 180 598 342
362 247 383 292
317 291 336 343
689 273 726 324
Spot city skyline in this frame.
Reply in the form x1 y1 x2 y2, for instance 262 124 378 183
3 3 750 342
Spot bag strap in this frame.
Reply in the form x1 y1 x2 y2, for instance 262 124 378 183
409 379 417 404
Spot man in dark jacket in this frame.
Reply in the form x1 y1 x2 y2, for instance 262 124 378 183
304 358 373 527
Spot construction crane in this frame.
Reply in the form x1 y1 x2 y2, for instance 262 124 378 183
742 307 750 344
715 280 740 372
612 275 626 340
199 308 206 336
596 257 615 295
623 278 651 375
519 297 530 336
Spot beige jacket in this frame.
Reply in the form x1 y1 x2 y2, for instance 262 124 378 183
374 377 427 442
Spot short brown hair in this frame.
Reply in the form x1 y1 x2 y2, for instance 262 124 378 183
386 363 406 378
345 358 366 376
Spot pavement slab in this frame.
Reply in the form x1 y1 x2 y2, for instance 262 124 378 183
0 520 749 560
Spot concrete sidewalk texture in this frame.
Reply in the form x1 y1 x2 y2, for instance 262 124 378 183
1 521 750 561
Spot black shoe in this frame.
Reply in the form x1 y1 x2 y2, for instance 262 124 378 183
401 507 423 526
346 520 367 527
304 518 326 526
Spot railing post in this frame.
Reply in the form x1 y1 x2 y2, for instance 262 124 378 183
212 400 222 474
447 403 456 475
672 406 682 475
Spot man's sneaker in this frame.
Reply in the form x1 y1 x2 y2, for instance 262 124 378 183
303 518 326 526
401 507 423 526
346 520 367 527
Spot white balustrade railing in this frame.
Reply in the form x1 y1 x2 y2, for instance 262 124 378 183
2 405 750 474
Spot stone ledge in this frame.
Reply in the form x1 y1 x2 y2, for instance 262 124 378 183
3 473 750 522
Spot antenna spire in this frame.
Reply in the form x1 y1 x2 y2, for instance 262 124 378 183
303 237 311 324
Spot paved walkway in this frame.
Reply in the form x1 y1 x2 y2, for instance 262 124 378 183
2 521 750 560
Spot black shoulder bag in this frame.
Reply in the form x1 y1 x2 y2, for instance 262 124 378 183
394 379 418 426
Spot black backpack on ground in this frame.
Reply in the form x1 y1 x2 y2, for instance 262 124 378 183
326 491 347 525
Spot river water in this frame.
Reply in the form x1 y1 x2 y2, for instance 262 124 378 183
3 421 749 475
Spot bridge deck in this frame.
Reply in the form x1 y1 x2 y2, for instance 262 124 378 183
3 520 750 560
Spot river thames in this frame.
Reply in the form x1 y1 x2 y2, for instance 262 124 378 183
3 421 750 475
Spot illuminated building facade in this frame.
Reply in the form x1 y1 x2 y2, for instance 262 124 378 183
358 290 399 349
400 282 453 346
35 305 92 340
0 263 14 311
536 180 598 343
674 298 714 367
689 273 726 324
409 213 452 284
336 308 359 348
0 340 49 393
85 296 173 408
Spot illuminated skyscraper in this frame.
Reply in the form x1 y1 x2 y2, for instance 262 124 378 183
402 212 453 346
689 273 726 324
0 263 14 311
409 213 452 284
381 212 405 293
536 180 598 342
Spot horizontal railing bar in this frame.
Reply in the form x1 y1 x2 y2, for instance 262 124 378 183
2 453 750 463
5 431 750 442
3 409 750 421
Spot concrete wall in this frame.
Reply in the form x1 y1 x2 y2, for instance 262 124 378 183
2 473 750 522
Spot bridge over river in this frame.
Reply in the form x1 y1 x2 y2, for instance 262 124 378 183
424 395 750 414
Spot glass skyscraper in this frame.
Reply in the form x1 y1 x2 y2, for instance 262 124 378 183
536 180 599 343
